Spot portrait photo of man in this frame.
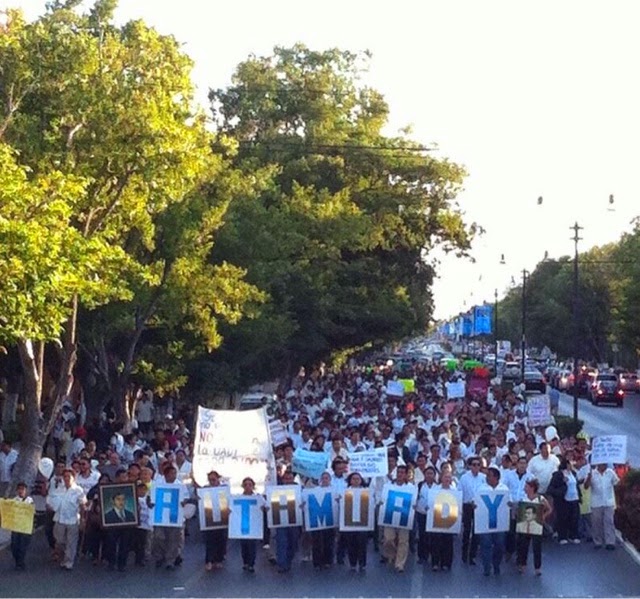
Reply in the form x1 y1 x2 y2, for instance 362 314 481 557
100 483 138 528
516 502 543 536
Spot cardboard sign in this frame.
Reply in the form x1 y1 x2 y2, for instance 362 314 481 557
0 499 35 534
266 485 303 528
378 483 418 530
446 381 465 399
591 435 627 465
386 381 405 397
528 395 552 427
474 488 510 534
193 405 275 494
399 379 415 393
197 486 230 531
269 420 289 447
426 488 462 534
228 494 264 539
292 448 329 480
302 487 338 531
339 488 375 532
347 447 388 478
151 484 185 528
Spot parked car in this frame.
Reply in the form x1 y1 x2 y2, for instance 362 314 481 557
523 370 546 393
618 372 640 393
589 373 624 407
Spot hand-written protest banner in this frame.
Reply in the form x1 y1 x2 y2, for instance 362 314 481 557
302 487 338 531
269 420 289 447
228 494 264 539
474 488 510 534
446 381 465 399
292 448 329 480
339 488 375 532
399 379 415 393
347 447 388 478
591 435 627 465
266 485 303 528
528 395 552 427
426 488 462 534
386 381 405 397
0 499 35 534
193 406 275 494
197 486 230 531
378 483 418 530
152 484 185 528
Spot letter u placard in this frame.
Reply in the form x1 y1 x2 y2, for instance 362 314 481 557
339 488 375 532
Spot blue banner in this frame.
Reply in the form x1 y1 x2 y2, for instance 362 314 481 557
292 448 329 479
473 304 493 335
462 314 473 337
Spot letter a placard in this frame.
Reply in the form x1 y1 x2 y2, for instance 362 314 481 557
378 483 417 530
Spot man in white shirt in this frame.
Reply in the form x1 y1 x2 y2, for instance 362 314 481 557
46 469 87 570
0 441 18 495
526 442 560 494
459 456 486 565
381 465 415 573
75 458 100 495
585 463 620 549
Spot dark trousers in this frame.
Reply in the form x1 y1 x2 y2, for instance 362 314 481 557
556 500 580 540
516 533 542 570
416 513 433 563
432 533 454 569
105 528 131 569
462 503 478 562
275 526 300 571
345 531 368 568
85 522 106 560
262 511 270 545
204 529 228 564
44 511 56 550
336 531 348 563
130 528 149 565
479 532 505 575
311 528 335 568
240 539 257 567
506 517 517 555
11 532 31 568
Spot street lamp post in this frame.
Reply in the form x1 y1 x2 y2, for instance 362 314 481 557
571 222 583 423
521 269 529 382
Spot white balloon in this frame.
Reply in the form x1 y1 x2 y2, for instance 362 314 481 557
545 426 558 442
39 457 54 479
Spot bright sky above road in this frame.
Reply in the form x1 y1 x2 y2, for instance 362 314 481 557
11 0 640 320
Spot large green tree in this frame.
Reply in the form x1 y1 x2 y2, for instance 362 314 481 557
204 45 477 389
0 1 258 489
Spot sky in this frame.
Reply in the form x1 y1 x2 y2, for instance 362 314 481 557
8 0 640 321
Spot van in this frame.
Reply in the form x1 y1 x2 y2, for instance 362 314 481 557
237 392 277 414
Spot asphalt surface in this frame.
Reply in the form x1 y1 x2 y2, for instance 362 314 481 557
1 516 640 598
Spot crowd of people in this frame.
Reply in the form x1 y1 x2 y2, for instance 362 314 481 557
0 358 625 581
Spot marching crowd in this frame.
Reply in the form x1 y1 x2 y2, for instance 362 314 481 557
0 359 624 581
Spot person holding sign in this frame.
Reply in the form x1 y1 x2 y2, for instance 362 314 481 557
303 471 337 571
430 471 459 572
584 463 619 550
342 472 369 572
200 471 229 571
232 477 266 573
515 479 551 575
9 482 34 571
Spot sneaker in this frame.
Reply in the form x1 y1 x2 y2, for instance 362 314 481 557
247 566 255 573
205 563 213 572
570 538 581 544
535 569 542 576
262 544 270 550
559 539 569 545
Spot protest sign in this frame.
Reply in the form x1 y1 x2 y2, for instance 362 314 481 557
197 487 230 531
0 499 35 534
378 483 418 530
269 420 289 447
446 381 465 399
266 484 303 528
528 395 552 427
386 381 405 397
591 435 627 465
339 488 375 532
228 494 264 539
347 447 388 478
292 448 329 480
151 484 185 528
398 379 415 393
193 405 275 494
426 488 462 534
302 487 338 531
515 502 544 536
474 489 510 534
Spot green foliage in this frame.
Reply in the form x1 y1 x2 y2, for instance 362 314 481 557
554 415 584 440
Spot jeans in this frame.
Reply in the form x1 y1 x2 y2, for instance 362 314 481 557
11 532 31 568
240 539 257 567
275 527 300 571
311 528 335 568
345 531 368 568
479 532 505 575
556 500 580 541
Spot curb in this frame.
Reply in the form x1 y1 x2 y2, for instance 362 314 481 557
617 529 640 567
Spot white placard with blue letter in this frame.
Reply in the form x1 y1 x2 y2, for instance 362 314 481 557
474 488 510 534
302 487 338 531
152 484 184 528
228 494 264 539
378 483 418 530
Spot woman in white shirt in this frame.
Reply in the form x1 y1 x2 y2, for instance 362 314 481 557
584 463 620 550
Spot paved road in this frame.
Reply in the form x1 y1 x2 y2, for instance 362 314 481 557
1 519 639 598
557 389 640 465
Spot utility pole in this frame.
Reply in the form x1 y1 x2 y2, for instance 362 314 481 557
571 222 583 423
521 269 528 382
